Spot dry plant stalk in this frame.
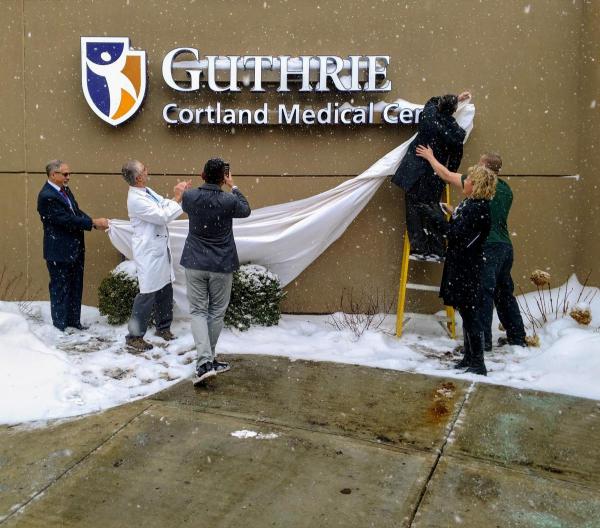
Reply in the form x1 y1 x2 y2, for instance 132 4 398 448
516 270 596 334
0 265 26 301
327 288 394 340
0 264 41 322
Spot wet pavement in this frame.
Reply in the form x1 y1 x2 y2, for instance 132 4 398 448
1 355 599 527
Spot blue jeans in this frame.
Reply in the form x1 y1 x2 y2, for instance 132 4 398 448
481 243 526 349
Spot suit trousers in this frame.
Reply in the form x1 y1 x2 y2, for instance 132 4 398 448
184 268 233 370
127 282 174 338
481 242 526 349
46 256 85 331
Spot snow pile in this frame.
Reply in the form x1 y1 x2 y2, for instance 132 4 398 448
230 430 279 440
113 259 137 280
0 301 195 426
0 275 599 426
0 310 86 424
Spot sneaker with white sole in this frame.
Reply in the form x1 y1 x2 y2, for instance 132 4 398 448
213 359 231 374
193 362 216 386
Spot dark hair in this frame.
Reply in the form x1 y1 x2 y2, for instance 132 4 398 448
203 157 226 184
438 94 458 116
481 152 503 174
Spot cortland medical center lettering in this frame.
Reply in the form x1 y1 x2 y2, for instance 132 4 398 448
161 50 420 126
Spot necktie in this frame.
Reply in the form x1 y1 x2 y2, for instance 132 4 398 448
60 187 73 211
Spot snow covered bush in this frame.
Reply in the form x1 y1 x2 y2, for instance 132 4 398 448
98 262 140 325
224 264 286 331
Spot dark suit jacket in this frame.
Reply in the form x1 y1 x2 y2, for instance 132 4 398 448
37 182 93 262
392 96 466 201
180 183 251 273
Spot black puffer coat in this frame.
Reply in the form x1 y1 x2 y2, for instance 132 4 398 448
392 96 466 202
423 199 491 307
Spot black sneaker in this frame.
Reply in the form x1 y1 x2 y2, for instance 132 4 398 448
213 359 231 374
193 362 216 386
69 323 89 331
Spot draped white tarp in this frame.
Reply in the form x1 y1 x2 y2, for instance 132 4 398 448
108 99 475 312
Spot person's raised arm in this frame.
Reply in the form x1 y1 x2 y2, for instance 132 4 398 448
415 145 463 190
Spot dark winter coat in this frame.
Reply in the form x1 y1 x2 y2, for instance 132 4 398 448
37 182 93 262
392 96 466 202
422 198 491 307
180 183 251 273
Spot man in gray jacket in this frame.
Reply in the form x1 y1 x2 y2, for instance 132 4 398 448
180 158 251 385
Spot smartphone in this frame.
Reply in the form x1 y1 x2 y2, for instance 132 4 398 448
224 163 230 177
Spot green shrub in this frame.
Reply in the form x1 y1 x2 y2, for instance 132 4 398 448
225 264 286 331
98 263 285 330
98 271 139 325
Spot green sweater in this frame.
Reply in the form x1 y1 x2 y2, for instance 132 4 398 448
461 175 512 245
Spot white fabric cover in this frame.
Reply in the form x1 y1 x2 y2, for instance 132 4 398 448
108 99 475 311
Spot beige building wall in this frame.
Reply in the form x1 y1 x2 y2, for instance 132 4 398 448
577 1 600 286
0 0 597 312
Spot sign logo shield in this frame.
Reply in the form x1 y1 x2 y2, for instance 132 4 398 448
81 37 146 126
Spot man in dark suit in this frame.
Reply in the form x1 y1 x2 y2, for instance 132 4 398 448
392 92 470 260
180 158 251 385
37 160 108 331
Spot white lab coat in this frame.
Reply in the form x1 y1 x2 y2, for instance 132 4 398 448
127 186 183 294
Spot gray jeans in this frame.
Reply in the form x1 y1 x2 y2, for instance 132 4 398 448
184 268 233 369
127 282 173 338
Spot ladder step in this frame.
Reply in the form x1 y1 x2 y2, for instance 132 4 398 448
408 255 444 263
406 283 440 292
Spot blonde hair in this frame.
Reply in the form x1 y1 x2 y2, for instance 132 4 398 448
467 165 497 200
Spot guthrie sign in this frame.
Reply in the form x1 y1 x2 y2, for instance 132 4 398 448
80 38 420 127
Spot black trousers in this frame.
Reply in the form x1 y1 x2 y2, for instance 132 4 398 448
456 303 485 361
405 193 445 256
481 243 526 348
46 256 85 331
127 282 174 338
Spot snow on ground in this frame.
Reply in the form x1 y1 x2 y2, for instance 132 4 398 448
0 275 599 426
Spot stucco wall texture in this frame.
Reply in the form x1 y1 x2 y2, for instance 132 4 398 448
0 0 598 313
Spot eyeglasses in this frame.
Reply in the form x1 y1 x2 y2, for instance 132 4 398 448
54 172 71 177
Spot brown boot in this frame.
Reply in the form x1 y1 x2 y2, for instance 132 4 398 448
154 329 176 341
125 335 153 351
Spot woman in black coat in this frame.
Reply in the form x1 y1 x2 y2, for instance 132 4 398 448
418 160 497 376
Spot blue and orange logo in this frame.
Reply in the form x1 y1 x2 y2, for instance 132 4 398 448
81 37 146 126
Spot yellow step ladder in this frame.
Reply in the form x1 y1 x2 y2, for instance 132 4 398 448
395 186 456 339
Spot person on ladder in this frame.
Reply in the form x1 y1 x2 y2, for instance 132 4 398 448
415 161 497 376
391 91 471 261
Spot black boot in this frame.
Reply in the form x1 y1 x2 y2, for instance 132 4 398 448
454 335 471 369
465 332 487 376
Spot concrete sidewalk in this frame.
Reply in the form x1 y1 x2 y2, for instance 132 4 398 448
1 355 599 527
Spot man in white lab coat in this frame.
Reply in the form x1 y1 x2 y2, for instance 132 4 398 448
121 160 188 351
